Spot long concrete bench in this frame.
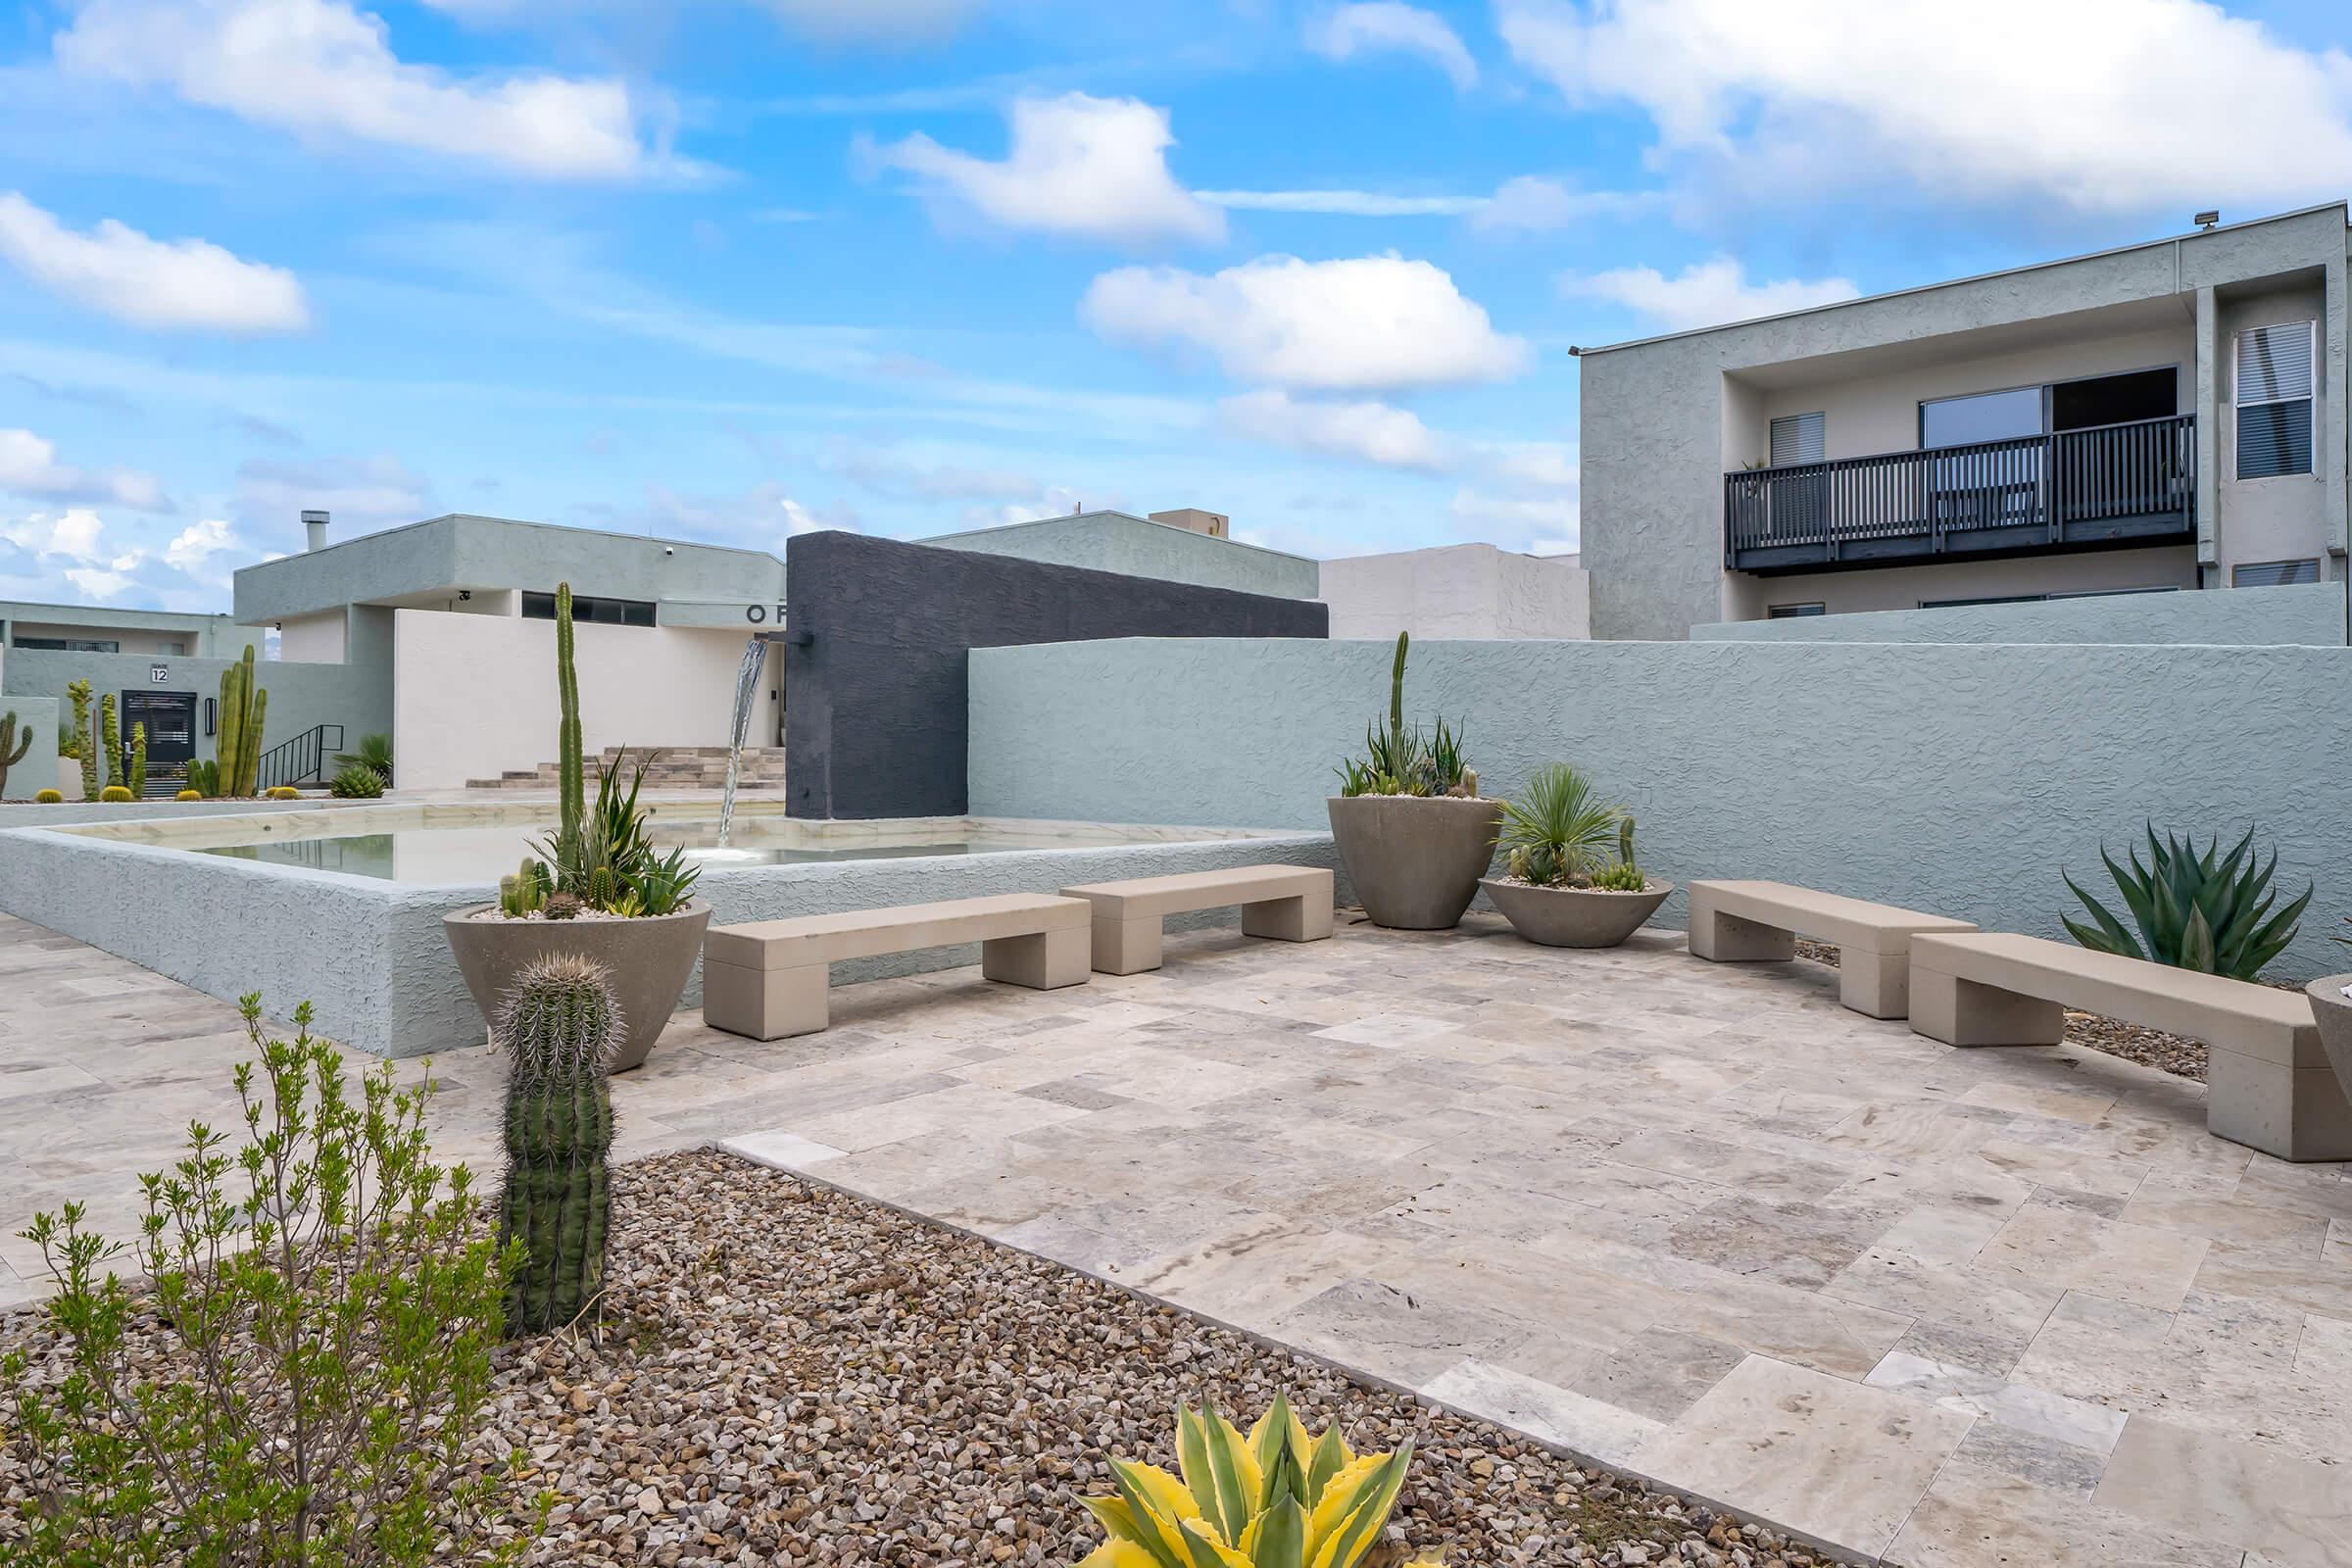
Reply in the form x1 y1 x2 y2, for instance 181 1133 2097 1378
702 893 1091 1040
1687 879 1978 1018
1908 932 2351 1163
1057 865 1334 975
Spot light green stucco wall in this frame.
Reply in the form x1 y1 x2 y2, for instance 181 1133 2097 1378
1693 583 2349 646
920 513 1320 599
970 635 2352 979
2 646 388 770
0 696 58 798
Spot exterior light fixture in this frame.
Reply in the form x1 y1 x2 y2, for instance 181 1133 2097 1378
2194 210 2220 230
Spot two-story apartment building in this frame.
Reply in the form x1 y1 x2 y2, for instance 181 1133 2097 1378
1577 205 2350 639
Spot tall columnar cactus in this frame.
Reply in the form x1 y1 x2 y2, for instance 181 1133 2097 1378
67 679 96 801
1618 813 1637 867
128 721 147 798
496 954 619 1336
556 582 583 863
1388 629 1408 735
218 645 269 796
0 710 30 799
99 692 122 793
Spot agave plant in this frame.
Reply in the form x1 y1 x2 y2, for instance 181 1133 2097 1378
1079 1394 1440 1568
2062 824 2311 981
1496 762 1623 888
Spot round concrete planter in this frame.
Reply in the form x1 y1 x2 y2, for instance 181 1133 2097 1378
1326 795 1502 930
1479 877 1675 949
443 901 711 1072
2306 974 2352 1102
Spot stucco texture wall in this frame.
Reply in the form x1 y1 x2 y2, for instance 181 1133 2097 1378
2 646 386 771
918 513 1320 599
0 696 58 801
392 611 763 790
969 636 2352 979
1320 545 1591 640
1694 581 2348 646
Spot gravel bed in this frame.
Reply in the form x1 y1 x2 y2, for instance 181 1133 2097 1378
4 1150 1858 1568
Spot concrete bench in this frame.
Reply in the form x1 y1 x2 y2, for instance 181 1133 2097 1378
1909 932 2351 1163
1687 879 1978 1018
701 893 1091 1040
1058 865 1334 975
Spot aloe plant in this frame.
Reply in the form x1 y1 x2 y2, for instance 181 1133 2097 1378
2063 824 2311 980
1496 762 1623 888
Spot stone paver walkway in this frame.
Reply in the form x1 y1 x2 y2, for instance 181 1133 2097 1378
5 912 2348 1566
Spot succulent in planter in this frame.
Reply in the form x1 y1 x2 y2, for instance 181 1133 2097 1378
1484 764 1672 948
1334 633 1477 799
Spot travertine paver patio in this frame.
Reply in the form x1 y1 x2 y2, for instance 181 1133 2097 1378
5 911 2349 1565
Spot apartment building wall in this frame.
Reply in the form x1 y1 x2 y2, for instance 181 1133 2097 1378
1319 544 1590 639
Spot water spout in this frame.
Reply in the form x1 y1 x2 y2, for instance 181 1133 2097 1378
715 634 771 849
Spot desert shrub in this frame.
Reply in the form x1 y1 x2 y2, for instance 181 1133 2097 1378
328 763 385 799
2064 824 2310 980
0 996 534 1566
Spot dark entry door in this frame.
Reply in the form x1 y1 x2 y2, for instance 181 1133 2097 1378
122 690 196 764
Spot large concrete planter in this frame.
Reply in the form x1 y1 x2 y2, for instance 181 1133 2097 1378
2308 975 2352 1102
443 901 711 1072
1480 877 1675 949
1326 795 1501 930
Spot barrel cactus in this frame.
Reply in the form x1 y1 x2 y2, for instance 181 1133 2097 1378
496 954 621 1336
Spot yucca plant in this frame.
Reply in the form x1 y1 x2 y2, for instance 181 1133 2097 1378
1077 1393 1442 1568
1496 762 1623 888
2063 824 2312 981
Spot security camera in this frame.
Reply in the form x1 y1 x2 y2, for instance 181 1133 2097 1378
663 546 675 557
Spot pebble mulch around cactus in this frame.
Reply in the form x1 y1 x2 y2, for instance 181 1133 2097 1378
466 1151 1843 1568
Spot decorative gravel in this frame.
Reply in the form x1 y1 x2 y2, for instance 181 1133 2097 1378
4 1150 1857 1568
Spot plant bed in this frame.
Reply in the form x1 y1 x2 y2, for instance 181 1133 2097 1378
0 1149 1855 1566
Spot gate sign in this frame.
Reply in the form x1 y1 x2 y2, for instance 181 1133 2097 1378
149 663 170 683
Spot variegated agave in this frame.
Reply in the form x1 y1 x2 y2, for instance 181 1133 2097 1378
1079 1394 1442 1568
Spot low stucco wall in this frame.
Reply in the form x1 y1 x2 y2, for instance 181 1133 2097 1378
0 797 328 830
1694 582 2348 646
0 818 1335 1056
969 636 2352 979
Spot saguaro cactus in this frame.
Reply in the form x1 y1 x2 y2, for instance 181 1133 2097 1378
0 710 30 799
496 953 620 1335
556 582 583 862
67 679 96 800
218 645 269 796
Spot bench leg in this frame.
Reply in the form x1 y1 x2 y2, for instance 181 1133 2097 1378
1838 949 1913 1020
982 926 1092 990
1241 893 1332 944
1689 904 1794 962
703 960 829 1041
2206 1048 2352 1163
1908 966 2064 1048
1091 915 1164 975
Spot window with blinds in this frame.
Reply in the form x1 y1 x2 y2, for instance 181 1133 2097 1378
1769 412 1825 466
2234 321 2315 479
2231 558 2321 587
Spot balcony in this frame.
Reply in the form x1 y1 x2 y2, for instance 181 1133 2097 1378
1724 412 2196 574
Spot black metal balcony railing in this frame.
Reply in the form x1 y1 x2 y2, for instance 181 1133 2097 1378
1725 412 2196 573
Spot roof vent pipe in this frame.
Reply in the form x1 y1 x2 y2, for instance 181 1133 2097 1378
302 510 329 552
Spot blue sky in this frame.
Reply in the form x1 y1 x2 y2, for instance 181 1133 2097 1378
3 0 2350 611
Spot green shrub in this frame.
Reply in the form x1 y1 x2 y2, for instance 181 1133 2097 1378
33 787 63 804
0 996 536 1566
329 762 386 798
334 732 394 786
2064 824 2311 980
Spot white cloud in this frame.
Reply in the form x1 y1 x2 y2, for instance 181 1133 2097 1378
0 427 169 510
56 0 676 181
165 515 242 576
1082 253 1530 391
65 563 135 600
233 454 429 539
1449 487 1579 554
1198 189 1487 217
1305 3 1478 90
1 507 108 562
1470 175 1662 232
1218 389 1447 469
0 193 310 333
866 93 1224 245
1565 257 1860 331
1498 0 2352 214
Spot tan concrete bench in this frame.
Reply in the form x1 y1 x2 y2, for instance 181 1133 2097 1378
1687 879 1979 1018
1058 865 1334 975
702 893 1091 1040
1909 932 2351 1163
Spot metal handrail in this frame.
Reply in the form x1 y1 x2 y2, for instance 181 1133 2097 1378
256 724 344 791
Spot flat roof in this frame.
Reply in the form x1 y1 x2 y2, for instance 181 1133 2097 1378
922 509 1316 566
0 599 231 626
1573 202 2349 358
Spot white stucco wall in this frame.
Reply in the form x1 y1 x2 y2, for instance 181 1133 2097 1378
392 610 775 790
276 610 346 664
1739 546 2199 618
1320 545 1590 640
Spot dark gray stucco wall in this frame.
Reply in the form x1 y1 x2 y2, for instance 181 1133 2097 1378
785 530 1329 818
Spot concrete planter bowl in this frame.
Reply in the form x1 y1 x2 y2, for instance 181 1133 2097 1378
1326 795 1502 930
443 900 712 1072
1479 877 1675 949
2307 975 2352 1102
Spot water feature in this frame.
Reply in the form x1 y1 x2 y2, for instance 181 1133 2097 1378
715 633 773 849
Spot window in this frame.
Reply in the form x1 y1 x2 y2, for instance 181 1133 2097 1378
521 590 656 627
1769 413 1824 466
2234 321 2315 479
11 635 120 652
1767 602 1826 617
1919 595 2045 609
2232 559 2322 587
